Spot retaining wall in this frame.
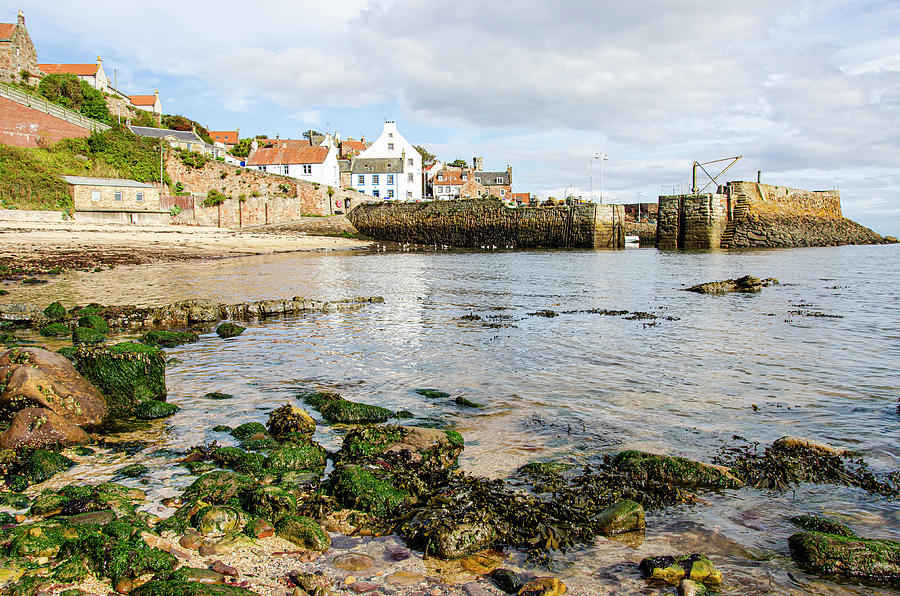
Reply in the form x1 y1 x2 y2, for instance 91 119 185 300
348 199 625 249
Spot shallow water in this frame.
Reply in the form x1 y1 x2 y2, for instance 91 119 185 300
5 244 900 594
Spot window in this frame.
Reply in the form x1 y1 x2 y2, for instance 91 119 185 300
91 190 100 202
496 177 504 184
373 190 380 198
407 191 412 198
387 175 394 184
114 191 123 202
373 174 379 184
358 175 365 185
283 165 290 175
257 166 265 171
407 173 413 182
388 132 393 138
462 174 468 181
408 158 413 166
437 174 443 181
136 192 144 202
388 190 394 198
387 143 394 150
302 164 312 175
475 177 481 183
500 189 506 196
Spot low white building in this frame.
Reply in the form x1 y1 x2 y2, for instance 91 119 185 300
356 121 422 201
38 56 109 92
245 144 340 188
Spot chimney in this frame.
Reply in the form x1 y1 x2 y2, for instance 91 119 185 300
236 127 240 140
97 56 102 67
473 156 484 171
17 9 24 26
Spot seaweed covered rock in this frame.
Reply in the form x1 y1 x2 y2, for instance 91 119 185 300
193 506 243 536
266 403 315 438
401 509 497 559
264 441 327 474
21 448 76 484
789 530 900 582
639 554 722 586
67 342 167 418
72 326 105 345
77 314 109 333
327 464 412 518
215 323 245 339
131 580 260 596
230 422 266 441
790 514 857 537
210 447 266 476
43 302 67 321
243 486 297 522
684 276 777 294
302 391 392 424
140 331 200 348
594 500 645 535
0 407 90 449
517 577 568 596
773 436 849 457
0 347 107 427
39 322 69 337
275 515 331 551
135 400 181 420
184 471 255 505
336 425 464 472
612 451 743 490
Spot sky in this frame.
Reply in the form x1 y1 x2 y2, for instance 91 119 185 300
11 0 900 234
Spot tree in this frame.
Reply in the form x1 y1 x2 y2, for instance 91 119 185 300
303 130 323 142
414 145 436 165
449 159 468 168
229 138 254 158
38 74 109 124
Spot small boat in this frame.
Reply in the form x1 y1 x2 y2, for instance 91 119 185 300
625 235 641 247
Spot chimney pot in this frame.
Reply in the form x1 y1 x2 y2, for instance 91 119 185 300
17 9 24 25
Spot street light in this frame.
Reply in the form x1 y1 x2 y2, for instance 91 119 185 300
589 153 599 202
564 184 574 205
597 152 609 204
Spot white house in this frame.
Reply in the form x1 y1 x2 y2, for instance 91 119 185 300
356 121 422 201
38 56 110 92
245 144 340 188
351 158 404 200
128 90 162 117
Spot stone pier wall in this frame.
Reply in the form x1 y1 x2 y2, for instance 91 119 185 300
348 199 625 249
657 193 728 250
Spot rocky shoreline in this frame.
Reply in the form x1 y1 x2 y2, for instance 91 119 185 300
1 296 899 595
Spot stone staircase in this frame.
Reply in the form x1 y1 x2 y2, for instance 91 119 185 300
721 188 751 247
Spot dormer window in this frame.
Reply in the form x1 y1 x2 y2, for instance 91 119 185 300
388 143 394 150
496 177 504 184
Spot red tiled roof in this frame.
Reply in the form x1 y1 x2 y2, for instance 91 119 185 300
0 23 15 40
433 168 472 186
246 146 329 166
38 63 99 76
129 95 157 106
210 131 238 144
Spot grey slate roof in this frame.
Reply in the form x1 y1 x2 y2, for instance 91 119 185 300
128 126 203 143
351 158 403 174
473 171 510 186
338 159 351 172
62 176 156 188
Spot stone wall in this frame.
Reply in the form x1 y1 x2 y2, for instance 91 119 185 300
165 153 371 221
348 199 625 249
70 183 161 211
0 16 39 84
624 222 657 247
656 193 728 250
0 95 93 147
731 181 842 217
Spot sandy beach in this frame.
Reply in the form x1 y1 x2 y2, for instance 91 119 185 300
0 220 371 277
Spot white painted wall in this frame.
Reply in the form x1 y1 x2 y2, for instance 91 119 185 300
358 121 422 201
253 146 340 188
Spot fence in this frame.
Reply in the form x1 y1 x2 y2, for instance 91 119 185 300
160 195 196 212
0 84 112 133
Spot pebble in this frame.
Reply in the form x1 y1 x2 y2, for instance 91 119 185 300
179 530 208 550
349 582 377 593
182 568 225 584
517 577 567 595
678 579 701 596
462 583 493 596
384 545 412 561
210 559 239 577
490 568 522 593
384 571 426 586
460 553 501 574
332 552 377 572
114 577 133 594
344 576 357 585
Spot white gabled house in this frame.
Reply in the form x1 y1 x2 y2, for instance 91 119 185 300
356 121 422 201
245 144 340 188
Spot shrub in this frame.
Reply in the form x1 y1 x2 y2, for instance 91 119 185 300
201 189 229 207
250 190 260 197
219 171 227 179
169 206 182 216
176 149 209 169
38 73 109 123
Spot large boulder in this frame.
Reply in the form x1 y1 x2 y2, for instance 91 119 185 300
336 425 464 473
0 347 107 428
789 530 900 582
0 407 90 449
611 451 743 489
66 342 166 418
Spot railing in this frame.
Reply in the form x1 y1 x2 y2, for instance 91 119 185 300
0 84 112 133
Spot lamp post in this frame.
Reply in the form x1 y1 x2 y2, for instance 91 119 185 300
564 184 574 205
589 152 599 202
597 152 609 204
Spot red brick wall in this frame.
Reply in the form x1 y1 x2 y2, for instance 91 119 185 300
0 96 91 147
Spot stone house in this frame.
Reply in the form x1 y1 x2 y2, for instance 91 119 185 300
127 90 162 116
63 176 160 211
431 167 471 200
471 157 512 199
128 125 208 153
245 144 340 188
356 121 422 200
0 10 39 84
39 57 110 93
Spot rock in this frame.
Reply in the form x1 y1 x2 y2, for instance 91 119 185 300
684 275 777 294
178 530 210 550
199 532 257 556
384 571 426 586
230 422 267 440
677 579 707 596
463 583 495 596
210 560 239 577
244 485 297 522
288 571 332 594
454 396 483 408
67 342 166 418
204 392 234 400
611 450 743 489
216 322 245 338
67 509 117 526
72 326 105 345
131 581 259 596
114 464 149 478
42 302 67 320
638 554 722 586
22 448 76 483
194 505 242 536
267 403 316 438
139 330 199 348
77 314 109 333
790 514 857 537
594 500 645 535
0 407 90 449
459 552 500 574
134 399 180 420
115 577 134 594
326 465 411 518
336 425 464 473
302 391 392 424
415 388 450 399
39 322 69 337
0 347 107 427
276 515 332 551
180 567 225 584
426 519 497 559
0 302 46 327
517 577 567 595
773 436 849 456
348 581 377 593
789 530 900 582
490 568 523 593
184 471 255 505
244 518 275 539
265 442 328 474
332 553 376 572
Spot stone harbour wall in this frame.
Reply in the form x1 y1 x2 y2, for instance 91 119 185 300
657 193 728 250
348 199 625 249
730 214 883 248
